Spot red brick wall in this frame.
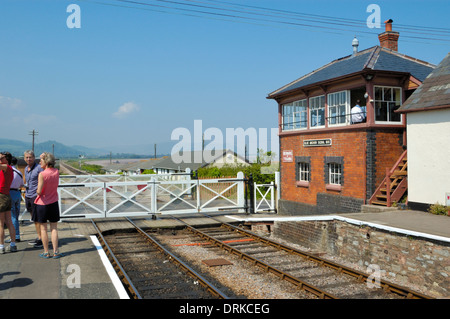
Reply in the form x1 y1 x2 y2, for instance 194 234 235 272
373 130 404 186
280 128 403 206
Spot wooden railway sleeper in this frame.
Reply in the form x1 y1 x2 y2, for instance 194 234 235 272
91 220 142 299
125 218 230 299
174 217 339 300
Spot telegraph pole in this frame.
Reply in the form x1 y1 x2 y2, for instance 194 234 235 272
29 129 38 153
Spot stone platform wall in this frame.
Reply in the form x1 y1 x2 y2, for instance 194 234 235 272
271 220 449 298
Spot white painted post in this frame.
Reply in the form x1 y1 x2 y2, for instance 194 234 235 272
275 171 280 213
237 171 245 212
196 178 201 212
254 182 258 213
185 168 191 197
103 183 107 218
271 181 275 211
151 175 157 213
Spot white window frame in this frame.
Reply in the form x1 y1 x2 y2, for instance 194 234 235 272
327 90 350 126
298 162 310 182
374 86 403 124
282 99 307 131
309 95 325 128
329 163 342 185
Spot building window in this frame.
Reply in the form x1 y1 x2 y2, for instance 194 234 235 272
374 86 402 123
282 99 307 131
310 95 325 128
329 163 342 185
324 156 344 191
327 91 349 126
295 156 311 187
299 162 310 182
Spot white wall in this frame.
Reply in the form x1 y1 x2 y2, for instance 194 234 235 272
407 109 450 206
210 151 249 167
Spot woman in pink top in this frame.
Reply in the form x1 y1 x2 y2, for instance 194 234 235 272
33 152 62 259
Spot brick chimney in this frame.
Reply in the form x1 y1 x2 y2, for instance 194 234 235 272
378 19 399 51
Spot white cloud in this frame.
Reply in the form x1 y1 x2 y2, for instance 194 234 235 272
0 96 23 109
112 102 140 119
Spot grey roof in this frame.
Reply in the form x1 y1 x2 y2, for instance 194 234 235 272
122 158 166 171
103 158 166 172
153 149 248 171
397 52 450 113
373 49 435 81
268 46 435 98
152 154 206 171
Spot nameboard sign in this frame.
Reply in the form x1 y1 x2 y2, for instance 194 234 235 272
282 150 293 162
303 139 332 147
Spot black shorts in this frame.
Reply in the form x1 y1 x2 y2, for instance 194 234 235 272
0 193 12 212
32 201 60 223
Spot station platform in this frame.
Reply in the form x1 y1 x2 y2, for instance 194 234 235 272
0 209 449 299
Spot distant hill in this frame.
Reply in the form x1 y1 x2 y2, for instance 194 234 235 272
0 139 30 157
0 138 172 159
0 138 109 158
35 140 104 158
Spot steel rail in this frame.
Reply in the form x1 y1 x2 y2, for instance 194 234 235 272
202 214 433 299
170 215 338 299
91 219 142 299
125 217 230 299
59 161 89 175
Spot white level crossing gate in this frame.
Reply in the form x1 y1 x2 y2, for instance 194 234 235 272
58 172 247 219
253 172 280 214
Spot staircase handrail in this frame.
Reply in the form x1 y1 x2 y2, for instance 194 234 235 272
388 150 408 176
369 150 407 206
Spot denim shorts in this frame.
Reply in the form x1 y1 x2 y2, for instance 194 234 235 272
0 193 12 212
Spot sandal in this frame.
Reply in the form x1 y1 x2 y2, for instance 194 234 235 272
53 252 65 259
39 252 51 259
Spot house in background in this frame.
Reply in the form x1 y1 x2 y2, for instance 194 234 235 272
103 150 249 175
121 158 166 175
267 20 435 216
396 52 450 211
152 149 249 174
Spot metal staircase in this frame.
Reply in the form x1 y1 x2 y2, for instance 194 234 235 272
369 150 408 207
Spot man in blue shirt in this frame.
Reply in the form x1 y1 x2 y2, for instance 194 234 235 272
24 150 43 248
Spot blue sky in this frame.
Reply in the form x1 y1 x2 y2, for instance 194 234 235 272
0 0 449 156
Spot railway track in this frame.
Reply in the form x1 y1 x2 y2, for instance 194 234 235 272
170 214 431 299
92 215 432 299
91 218 229 299
59 161 88 175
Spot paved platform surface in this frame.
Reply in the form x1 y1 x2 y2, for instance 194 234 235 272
0 209 448 299
0 217 121 299
342 210 450 239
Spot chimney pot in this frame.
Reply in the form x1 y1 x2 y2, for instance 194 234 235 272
385 19 393 31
